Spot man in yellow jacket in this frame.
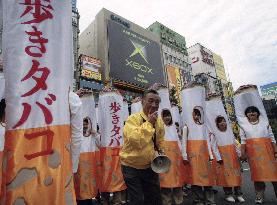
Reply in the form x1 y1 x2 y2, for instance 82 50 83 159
120 89 165 205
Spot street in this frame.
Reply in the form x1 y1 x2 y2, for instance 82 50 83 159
183 163 277 205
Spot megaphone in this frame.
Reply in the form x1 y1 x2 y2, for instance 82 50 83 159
151 152 171 174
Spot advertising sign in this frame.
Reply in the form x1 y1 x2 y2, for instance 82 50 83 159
166 65 184 105
107 20 165 88
260 82 277 98
80 55 102 81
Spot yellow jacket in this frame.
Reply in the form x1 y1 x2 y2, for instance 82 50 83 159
120 111 165 169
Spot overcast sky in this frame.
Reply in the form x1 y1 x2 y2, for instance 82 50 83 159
77 0 277 90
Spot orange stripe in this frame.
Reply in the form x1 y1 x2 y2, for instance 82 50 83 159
186 140 216 186
3 125 76 205
160 141 185 188
0 151 3 198
74 152 98 199
99 147 126 192
215 145 242 187
246 138 277 181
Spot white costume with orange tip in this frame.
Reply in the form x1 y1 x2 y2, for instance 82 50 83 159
157 88 185 188
234 86 277 182
98 89 126 193
206 96 242 187
180 85 215 186
74 95 100 200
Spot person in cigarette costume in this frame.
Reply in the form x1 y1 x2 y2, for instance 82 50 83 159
131 96 142 114
74 93 100 205
180 83 216 205
234 85 277 204
206 94 245 203
156 86 185 205
120 89 165 205
98 86 126 205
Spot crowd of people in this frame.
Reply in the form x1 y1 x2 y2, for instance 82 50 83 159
0 83 277 205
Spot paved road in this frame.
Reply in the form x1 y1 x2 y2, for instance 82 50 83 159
183 163 276 204
91 164 276 204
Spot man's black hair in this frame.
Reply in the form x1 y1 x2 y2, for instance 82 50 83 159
0 99 6 120
142 89 159 98
245 106 260 117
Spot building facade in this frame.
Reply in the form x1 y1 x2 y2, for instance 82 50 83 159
147 22 192 90
72 9 80 89
71 0 77 12
188 43 236 124
260 82 277 100
79 8 166 101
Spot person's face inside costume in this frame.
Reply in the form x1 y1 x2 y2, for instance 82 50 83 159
246 111 259 122
83 118 91 137
142 92 160 115
245 106 260 123
216 117 227 132
193 108 202 125
162 110 172 126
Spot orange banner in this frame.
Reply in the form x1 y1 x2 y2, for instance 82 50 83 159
99 147 126 192
2 125 75 205
186 140 216 186
246 138 277 181
160 141 185 188
74 151 99 200
215 145 242 187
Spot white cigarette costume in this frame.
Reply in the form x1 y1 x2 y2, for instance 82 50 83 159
157 88 185 188
69 91 83 174
98 89 126 192
122 100 129 122
206 95 241 187
74 95 100 200
180 84 215 186
171 105 181 127
131 98 142 114
234 85 277 181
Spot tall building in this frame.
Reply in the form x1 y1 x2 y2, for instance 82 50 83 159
71 0 77 12
188 43 220 96
188 43 236 123
71 0 80 89
79 8 165 101
260 82 277 100
213 53 227 82
262 98 277 137
147 22 192 104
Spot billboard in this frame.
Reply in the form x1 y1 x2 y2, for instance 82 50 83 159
260 82 277 98
166 65 189 105
107 20 165 88
80 55 102 81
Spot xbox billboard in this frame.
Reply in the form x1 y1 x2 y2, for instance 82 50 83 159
107 20 165 88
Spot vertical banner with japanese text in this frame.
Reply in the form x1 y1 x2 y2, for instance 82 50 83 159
166 65 182 105
2 1 75 204
98 91 126 192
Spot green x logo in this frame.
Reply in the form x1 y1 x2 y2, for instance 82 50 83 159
129 40 149 64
